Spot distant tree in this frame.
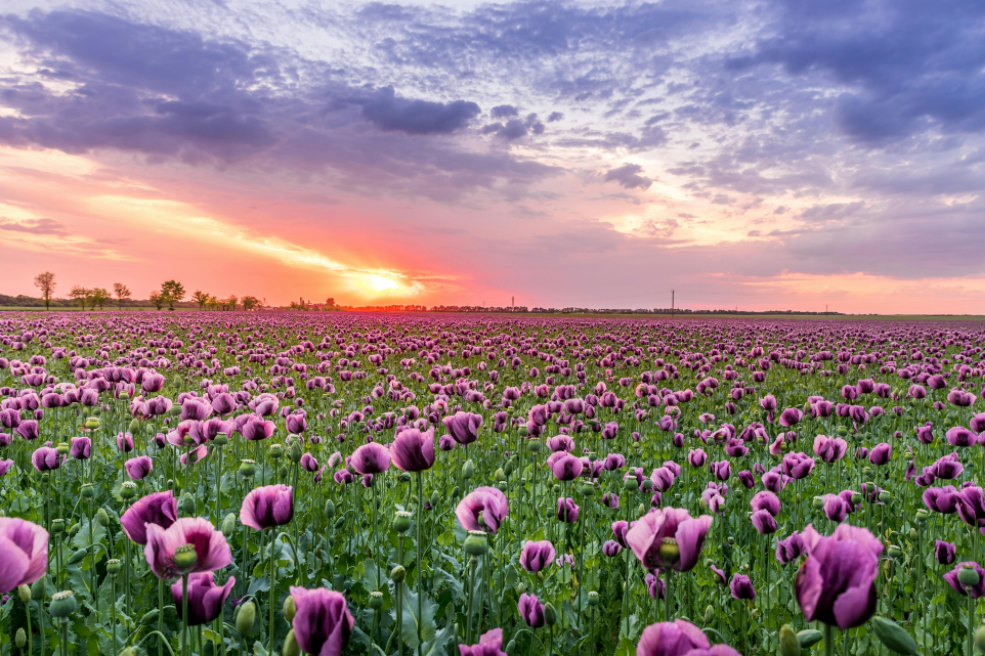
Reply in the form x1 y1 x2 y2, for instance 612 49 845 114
206 295 220 311
325 297 335 307
69 286 90 310
149 291 164 311
91 287 110 309
113 282 131 308
192 290 210 309
160 280 186 310
242 296 260 311
34 272 56 310
224 295 238 311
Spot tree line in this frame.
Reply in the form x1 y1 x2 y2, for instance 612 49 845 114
27 272 262 311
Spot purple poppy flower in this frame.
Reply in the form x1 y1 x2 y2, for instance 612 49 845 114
390 428 435 472
935 540 956 565
70 436 91 460
456 487 508 534
730 573 755 600
290 587 353 656
550 453 584 481
519 540 556 572
625 507 713 572
144 517 232 580
775 532 807 564
121 491 178 545
944 562 985 598
125 456 153 480
688 449 707 467
240 485 294 531
751 510 777 534
782 452 815 479
171 571 235 626
822 494 847 522
31 446 61 472
635 619 710 656
518 593 545 628
868 443 891 466
602 540 622 557
813 435 847 463
751 491 780 517
557 497 580 523
459 628 506 656
443 412 483 445
0 518 48 593
795 524 882 629
350 442 391 475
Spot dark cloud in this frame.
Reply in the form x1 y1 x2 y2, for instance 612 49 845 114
481 113 545 141
547 112 563 122
603 163 652 190
491 105 518 118
347 86 481 135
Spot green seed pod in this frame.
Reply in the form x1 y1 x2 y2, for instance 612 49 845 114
544 603 557 626
120 481 137 500
887 545 902 559
240 460 257 478
283 629 300 656
496 481 508 492
464 531 489 556
526 438 541 452
878 491 891 504
80 483 95 499
283 596 296 623
56 442 70 456
811 496 823 509
214 433 229 447
368 591 384 610
518 425 529 438
222 513 238 536
871 616 917 655
31 578 46 601
15 629 26 649
390 566 406 583
84 416 101 430
462 459 475 479
796 630 823 649
959 564 981 586
393 511 412 533
641 479 653 491
587 591 599 607
174 544 199 571
850 492 863 505
779 625 801 656
121 649 136 656
915 509 929 523
95 507 111 527
67 549 87 565
49 591 77 618
51 519 65 535
17 584 31 604
141 609 161 625
235 602 257 636
624 477 638 491
182 493 197 516
323 499 336 519
269 444 284 459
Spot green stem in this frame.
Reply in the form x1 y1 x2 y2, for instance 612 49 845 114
824 623 833 656
416 471 424 656
664 569 674 622
181 573 189 656
969 592 975 656
268 533 277 656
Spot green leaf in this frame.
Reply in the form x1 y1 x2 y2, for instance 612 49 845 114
400 583 437 649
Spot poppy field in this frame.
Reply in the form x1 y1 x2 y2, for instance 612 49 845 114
0 311 984 656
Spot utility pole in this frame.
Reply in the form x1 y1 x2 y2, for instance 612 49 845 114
671 290 675 318
512 296 514 311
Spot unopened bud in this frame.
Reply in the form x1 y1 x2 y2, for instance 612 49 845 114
222 513 237 536
283 629 300 656
81 484 95 499
796 630 823 649
544 603 557 626
15 629 26 648
462 460 475 479
31 578 46 601
871 616 917 655
282 596 296 623
95 508 110 527
975 625 985 653
323 499 336 519
17 585 30 604
235 602 256 635
182 493 197 516
390 566 406 583
779 624 801 656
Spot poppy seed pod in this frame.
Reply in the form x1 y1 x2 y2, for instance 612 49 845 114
49 590 77 618
464 530 489 555
368 590 384 610
393 511 412 533
958 564 981 586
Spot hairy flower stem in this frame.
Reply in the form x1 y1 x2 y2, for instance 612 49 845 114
823 623 833 656
268 533 277 656
416 471 424 656
181 573 189 656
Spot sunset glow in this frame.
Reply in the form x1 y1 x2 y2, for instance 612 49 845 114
0 0 982 313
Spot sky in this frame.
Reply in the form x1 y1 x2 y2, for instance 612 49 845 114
0 0 984 313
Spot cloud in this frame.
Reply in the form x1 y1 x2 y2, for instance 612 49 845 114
603 163 653 190
0 217 68 235
345 86 481 135
491 105 518 118
480 113 545 141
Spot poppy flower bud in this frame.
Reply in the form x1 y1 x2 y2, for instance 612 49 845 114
181 493 196 516
871 616 917 655
128 418 141 434
324 500 336 519
494 468 506 481
908 528 918 541
49 590 77 618
120 481 137 500
222 513 237 536
704 605 715 625
235 601 256 635
504 461 514 477
506 639 516 654
517 582 526 595
959 564 981 586
95 508 110 527
637 504 645 515
464 530 489 556
796 630 823 648
121 648 136 656
283 629 300 656
399 472 411 483
31 578 46 601
240 460 256 477
68 549 87 565
17 585 30 604
975 625 985 653
390 566 406 583
462 459 475 479
779 625 801 656
430 491 440 507
15 629 25 649
283 596 296 623
544 603 557 626
393 511 412 533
